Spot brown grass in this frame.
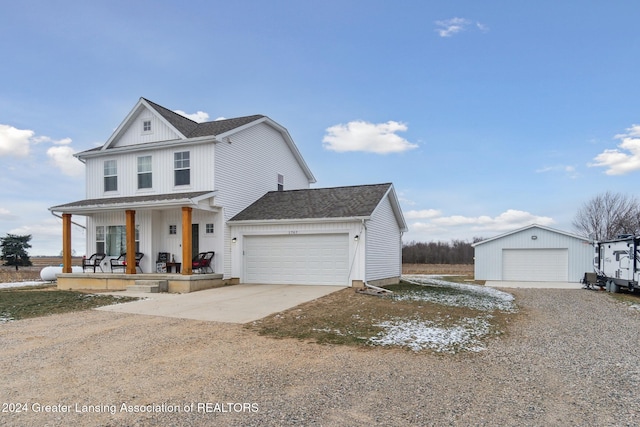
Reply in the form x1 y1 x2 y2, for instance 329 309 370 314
402 263 474 275
248 280 514 351
0 257 81 283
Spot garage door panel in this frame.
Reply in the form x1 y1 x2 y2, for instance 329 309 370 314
502 249 568 281
244 234 349 286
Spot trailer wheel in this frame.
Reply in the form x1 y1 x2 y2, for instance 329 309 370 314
606 280 619 293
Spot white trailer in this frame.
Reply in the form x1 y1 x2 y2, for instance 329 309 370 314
594 234 639 293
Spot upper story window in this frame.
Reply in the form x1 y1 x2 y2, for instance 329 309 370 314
142 120 151 133
277 173 284 191
137 156 152 189
104 160 117 192
174 151 190 186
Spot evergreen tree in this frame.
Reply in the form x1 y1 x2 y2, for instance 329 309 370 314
0 234 33 271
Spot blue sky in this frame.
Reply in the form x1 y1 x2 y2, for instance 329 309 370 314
2 1 640 255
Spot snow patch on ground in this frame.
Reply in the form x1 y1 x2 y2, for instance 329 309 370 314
369 316 492 353
400 275 517 313
0 281 53 290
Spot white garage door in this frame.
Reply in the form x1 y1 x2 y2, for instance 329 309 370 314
244 234 350 285
502 249 568 281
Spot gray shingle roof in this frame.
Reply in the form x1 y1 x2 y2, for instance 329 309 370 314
229 183 392 221
50 191 213 210
143 98 264 139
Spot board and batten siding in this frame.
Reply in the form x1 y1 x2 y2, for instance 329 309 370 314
215 122 313 278
474 226 593 282
84 142 215 199
112 108 182 148
365 194 402 282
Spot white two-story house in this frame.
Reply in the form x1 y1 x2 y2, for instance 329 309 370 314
50 98 407 292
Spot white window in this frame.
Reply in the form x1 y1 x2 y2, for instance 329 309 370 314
104 225 140 256
277 173 284 191
205 223 214 234
137 156 152 189
174 151 190 186
169 225 177 235
96 226 105 254
104 160 117 192
143 120 151 132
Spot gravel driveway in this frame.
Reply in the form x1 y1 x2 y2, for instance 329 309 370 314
1 288 639 426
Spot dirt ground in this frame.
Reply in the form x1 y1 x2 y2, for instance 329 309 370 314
2 287 639 426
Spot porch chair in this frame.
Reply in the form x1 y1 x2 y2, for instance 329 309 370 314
110 252 144 273
82 253 106 272
192 251 214 274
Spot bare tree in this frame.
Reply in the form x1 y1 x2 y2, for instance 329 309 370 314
572 191 640 241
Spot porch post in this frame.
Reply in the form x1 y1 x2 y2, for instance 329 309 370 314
125 210 136 274
182 207 193 275
62 213 72 273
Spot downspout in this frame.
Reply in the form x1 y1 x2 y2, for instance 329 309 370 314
50 211 87 229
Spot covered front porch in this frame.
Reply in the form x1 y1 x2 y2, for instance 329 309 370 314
50 191 225 293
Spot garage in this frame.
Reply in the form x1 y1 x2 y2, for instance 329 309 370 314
473 224 593 283
243 234 350 285
502 249 569 281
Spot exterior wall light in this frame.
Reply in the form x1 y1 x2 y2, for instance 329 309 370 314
232 237 237 243
354 235 359 241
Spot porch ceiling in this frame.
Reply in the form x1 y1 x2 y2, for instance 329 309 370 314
49 191 219 215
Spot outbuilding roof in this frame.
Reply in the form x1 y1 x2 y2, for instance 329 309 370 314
471 223 590 247
230 183 396 222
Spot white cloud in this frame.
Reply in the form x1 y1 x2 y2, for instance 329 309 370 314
174 110 210 123
47 145 85 177
404 209 555 242
405 209 442 219
32 136 72 145
0 124 33 157
535 164 579 179
0 207 17 220
323 120 418 154
589 124 640 175
435 17 489 38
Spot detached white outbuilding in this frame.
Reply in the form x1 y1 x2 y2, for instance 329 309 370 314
472 224 593 283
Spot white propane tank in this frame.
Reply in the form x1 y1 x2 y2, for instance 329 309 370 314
39 266 83 281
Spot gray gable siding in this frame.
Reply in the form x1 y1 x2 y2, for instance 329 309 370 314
366 193 402 281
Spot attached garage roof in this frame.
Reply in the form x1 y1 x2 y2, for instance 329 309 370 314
230 183 397 222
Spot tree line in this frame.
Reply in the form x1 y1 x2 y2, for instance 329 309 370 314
402 239 480 264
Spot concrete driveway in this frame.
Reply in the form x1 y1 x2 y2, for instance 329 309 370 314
96 284 344 323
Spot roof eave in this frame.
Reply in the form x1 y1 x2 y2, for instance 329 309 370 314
228 216 370 225
471 223 590 247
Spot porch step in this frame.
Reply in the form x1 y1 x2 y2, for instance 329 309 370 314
128 280 168 293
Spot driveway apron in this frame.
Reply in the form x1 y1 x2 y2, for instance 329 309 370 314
96 284 344 323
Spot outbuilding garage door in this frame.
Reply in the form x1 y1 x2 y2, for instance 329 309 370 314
502 249 568 281
243 234 349 285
